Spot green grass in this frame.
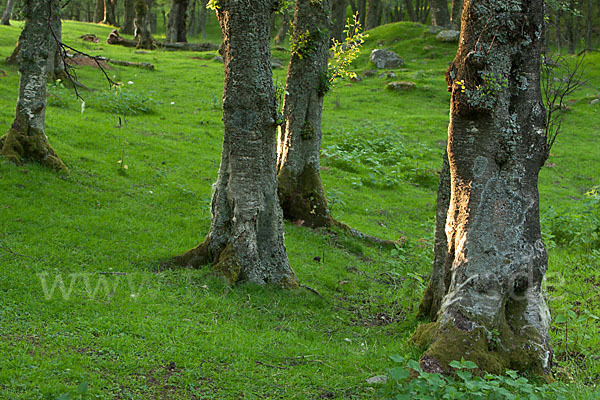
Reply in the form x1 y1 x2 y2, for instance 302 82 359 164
0 19 599 399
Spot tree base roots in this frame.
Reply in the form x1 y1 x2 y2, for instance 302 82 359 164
174 240 299 288
411 317 552 381
0 129 67 171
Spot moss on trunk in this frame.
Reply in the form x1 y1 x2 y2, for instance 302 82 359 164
1 0 66 171
278 164 331 228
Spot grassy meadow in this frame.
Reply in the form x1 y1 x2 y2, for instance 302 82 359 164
0 17 599 399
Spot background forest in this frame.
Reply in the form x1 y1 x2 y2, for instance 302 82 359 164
0 0 599 399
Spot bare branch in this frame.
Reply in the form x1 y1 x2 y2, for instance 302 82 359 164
47 0 117 101
541 52 586 155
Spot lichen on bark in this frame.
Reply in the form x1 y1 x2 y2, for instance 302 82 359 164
175 0 298 288
0 0 66 171
414 0 552 378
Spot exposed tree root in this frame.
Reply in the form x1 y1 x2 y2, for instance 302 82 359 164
0 127 67 171
173 239 298 288
330 219 403 250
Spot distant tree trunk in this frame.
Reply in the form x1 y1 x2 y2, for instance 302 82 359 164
1 0 15 25
357 0 366 26
102 0 117 25
47 9 69 82
414 0 429 23
174 0 299 288
365 0 380 29
413 0 552 377
403 0 416 21
147 0 157 32
277 0 332 228
556 9 563 51
134 0 155 48
0 0 66 171
198 0 207 38
187 0 197 34
274 7 291 44
450 0 463 29
566 0 577 54
121 0 135 33
430 0 450 27
585 0 593 49
331 0 347 43
166 0 188 42
94 0 104 22
417 152 450 320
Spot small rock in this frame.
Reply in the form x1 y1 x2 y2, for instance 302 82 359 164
134 50 150 54
436 30 460 42
378 71 396 79
80 34 99 43
590 98 599 105
363 69 378 78
213 55 224 63
387 81 416 91
423 45 433 51
366 375 388 384
428 25 444 34
350 74 362 82
370 49 404 69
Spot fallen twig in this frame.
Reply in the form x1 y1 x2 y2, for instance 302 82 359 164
0 243 33 258
98 271 127 275
300 284 322 297
105 58 154 70
255 360 288 370
332 219 404 249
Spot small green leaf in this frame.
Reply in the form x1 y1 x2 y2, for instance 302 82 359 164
554 313 568 323
388 367 410 381
77 381 88 394
389 354 405 363
407 359 422 373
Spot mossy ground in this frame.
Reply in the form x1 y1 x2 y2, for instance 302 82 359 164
0 18 598 399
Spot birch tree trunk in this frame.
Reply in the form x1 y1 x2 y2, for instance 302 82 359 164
0 0 15 25
0 0 66 171
175 0 298 288
413 0 552 377
166 0 188 42
276 0 332 228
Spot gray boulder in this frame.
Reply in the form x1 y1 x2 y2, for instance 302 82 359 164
387 81 416 91
370 49 404 69
365 375 388 384
436 30 460 42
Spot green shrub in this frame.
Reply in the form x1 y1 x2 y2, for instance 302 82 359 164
379 356 570 400
542 185 600 250
88 86 157 115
